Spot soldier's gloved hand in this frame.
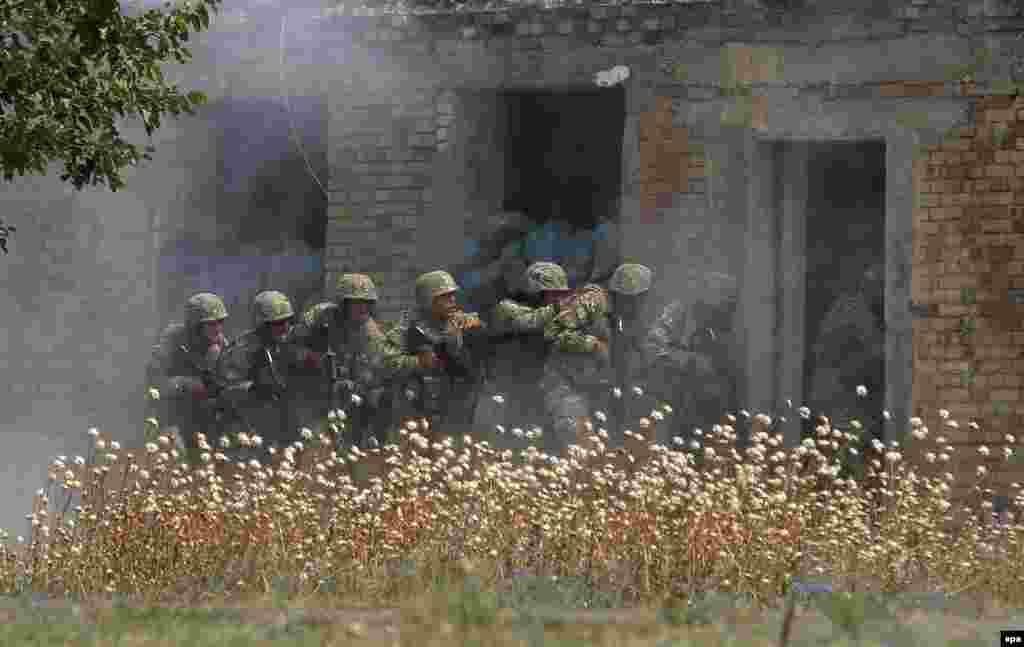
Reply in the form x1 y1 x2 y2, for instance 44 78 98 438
417 350 438 371
302 350 322 371
461 316 483 332
189 382 209 401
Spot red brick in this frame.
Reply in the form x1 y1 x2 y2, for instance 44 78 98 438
936 194 964 206
988 109 1016 122
945 165 971 179
991 389 1021 401
982 219 1014 234
879 82 906 97
986 164 1014 177
938 388 972 402
903 82 934 98
983 192 1014 205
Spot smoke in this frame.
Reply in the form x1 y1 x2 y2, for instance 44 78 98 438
0 0 363 533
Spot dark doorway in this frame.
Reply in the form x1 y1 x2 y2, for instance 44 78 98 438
802 141 886 439
501 87 625 241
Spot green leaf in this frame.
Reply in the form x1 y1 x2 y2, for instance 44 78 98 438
959 367 976 387
991 122 1007 145
895 111 930 131
0 0 220 191
944 63 973 82
720 96 752 128
974 46 993 67
960 287 976 306
958 317 976 337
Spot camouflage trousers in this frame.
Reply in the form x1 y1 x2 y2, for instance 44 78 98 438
290 375 392 449
395 375 479 444
161 402 259 464
540 375 591 457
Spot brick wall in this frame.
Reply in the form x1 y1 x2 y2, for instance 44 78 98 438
326 68 438 320
638 96 706 223
911 95 1024 496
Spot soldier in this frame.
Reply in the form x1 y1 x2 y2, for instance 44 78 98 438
292 273 394 448
535 265 612 456
219 290 322 454
384 270 488 441
644 272 741 444
606 263 657 443
489 262 564 442
808 262 885 441
146 292 249 455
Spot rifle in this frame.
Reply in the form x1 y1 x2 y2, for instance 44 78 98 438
407 323 447 419
607 314 627 442
260 342 292 443
321 320 367 445
407 314 489 421
259 345 286 401
322 320 339 420
178 344 256 438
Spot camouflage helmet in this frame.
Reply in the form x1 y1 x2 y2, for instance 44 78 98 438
334 273 378 302
185 292 228 327
523 262 568 295
415 270 459 310
252 290 295 327
609 263 653 296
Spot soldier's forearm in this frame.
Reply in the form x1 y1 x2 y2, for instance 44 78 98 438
549 330 599 353
383 354 420 380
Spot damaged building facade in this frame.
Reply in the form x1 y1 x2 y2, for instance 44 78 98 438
320 0 1024 490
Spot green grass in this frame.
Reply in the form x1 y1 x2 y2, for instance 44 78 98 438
1 583 1023 646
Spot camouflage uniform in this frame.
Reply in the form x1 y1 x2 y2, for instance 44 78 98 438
291 273 394 447
808 264 885 438
606 263 658 444
489 263 563 443
219 290 320 452
644 272 741 442
536 265 613 456
384 271 488 439
146 292 238 452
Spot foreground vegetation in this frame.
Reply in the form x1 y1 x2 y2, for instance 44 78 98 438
1 388 1022 644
